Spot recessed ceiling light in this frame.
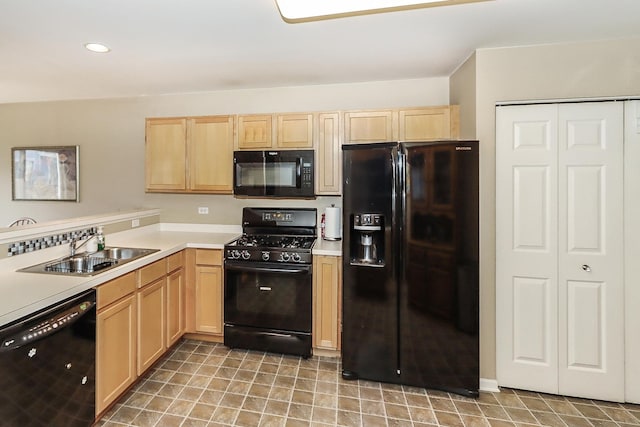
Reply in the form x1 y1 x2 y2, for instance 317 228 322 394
84 43 111 53
275 0 490 22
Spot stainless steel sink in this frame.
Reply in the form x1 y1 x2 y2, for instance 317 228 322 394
18 247 160 276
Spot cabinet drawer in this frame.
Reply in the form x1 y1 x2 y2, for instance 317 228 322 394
195 249 222 266
167 251 184 273
138 259 167 288
97 272 137 308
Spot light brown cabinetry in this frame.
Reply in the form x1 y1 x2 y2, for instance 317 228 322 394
136 259 167 375
277 113 314 148
96 272 137 415
95 252 187 417
237 113 314 150
145 115 234 194
145 118 187 191
316 112 342 195
186 249 223 337
344 106 460 144
189 116 235 192
312 255 342 353
166 252 185 347
237 114 272 149
344 110 396 143
398 106 460 141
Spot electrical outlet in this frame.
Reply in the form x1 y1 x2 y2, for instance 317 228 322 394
198 207 209 215
131 219 140 228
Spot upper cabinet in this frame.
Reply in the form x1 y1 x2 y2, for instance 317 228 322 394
316 112 342 195
146 106 459 196
145 115 234 194
145 118 187 191
399 106 460 141
189 116 235 192
237 114 273 149
277 113 314 148
344 110 396 143
237 113 314 150
344 106 459 144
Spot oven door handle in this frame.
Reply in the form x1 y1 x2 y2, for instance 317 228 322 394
225 264 311 275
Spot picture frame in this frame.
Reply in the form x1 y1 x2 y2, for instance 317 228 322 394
11 146 79 202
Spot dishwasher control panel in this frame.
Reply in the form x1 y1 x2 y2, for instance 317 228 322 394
1 299 95 351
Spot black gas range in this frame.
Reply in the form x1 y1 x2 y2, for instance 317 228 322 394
223 207 317 358
225 235 315 264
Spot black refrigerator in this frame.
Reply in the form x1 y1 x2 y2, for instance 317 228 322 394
341 141 479 397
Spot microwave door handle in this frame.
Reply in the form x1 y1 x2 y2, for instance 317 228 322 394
225 264 310 274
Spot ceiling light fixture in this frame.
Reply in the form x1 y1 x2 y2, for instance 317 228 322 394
275 0 489 22
84 43 111 53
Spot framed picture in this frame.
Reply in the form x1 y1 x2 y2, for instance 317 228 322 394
12 146 79 201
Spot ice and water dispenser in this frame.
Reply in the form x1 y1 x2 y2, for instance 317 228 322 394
350 213 385 266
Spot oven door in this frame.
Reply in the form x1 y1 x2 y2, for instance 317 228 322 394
224 261 312 332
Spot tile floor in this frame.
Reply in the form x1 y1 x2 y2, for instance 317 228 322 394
96 339 640 427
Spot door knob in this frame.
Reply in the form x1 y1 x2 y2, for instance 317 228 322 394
582 264 591 272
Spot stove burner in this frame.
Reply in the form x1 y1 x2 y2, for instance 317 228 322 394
234 235 315 250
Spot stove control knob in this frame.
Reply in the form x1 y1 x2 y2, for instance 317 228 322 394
281 252 290 262
231 250 241 259
262 251 270 261
241 250 250 260
292 253 301 262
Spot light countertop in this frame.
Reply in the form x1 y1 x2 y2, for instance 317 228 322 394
0 224 342 327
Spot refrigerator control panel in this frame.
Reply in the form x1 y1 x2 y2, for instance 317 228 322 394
354 213 383 230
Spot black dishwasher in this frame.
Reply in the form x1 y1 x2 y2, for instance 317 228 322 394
0 289 96 427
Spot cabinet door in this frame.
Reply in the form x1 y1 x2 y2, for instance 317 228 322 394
238 114 273 149
145 118 187 191
399 106 459 141
137 278 166 375
316 112 341 195
194 265 223 334
96 295 136 414
344 110 396 143
312 255 342 351
189 116 234 193
166 267 185 347
277 113 313 148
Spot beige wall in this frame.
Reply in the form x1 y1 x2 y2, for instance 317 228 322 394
0 77 449 226
457 37 640 380
449 52 477 140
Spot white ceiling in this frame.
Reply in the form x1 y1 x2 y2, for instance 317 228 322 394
1 0 640 104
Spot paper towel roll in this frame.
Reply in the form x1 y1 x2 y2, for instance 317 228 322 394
324 206 341 240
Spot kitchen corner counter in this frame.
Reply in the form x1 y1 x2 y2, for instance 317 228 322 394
0 224 240 327
313 238 342 256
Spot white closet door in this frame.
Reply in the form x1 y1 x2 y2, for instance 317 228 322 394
557 102 624 401
496 101 625 402
624 100 640 404
496 104 559 393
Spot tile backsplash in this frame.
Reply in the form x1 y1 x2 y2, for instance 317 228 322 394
6 227 97 257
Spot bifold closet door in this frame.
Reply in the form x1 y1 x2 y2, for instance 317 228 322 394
496 101 624 402
496 104 559 394
557 102 624 401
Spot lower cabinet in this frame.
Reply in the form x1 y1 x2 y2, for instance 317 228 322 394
312 255 342 353
137 277 166 375
95 251 186 417
96 273 137 415
186 249 223 336
166 252 185 347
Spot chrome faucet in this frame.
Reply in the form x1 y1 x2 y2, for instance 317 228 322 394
69 235 94 257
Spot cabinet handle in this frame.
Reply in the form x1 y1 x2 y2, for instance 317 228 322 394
582 264 591 272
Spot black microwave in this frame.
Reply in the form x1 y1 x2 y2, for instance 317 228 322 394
233 150 315 198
